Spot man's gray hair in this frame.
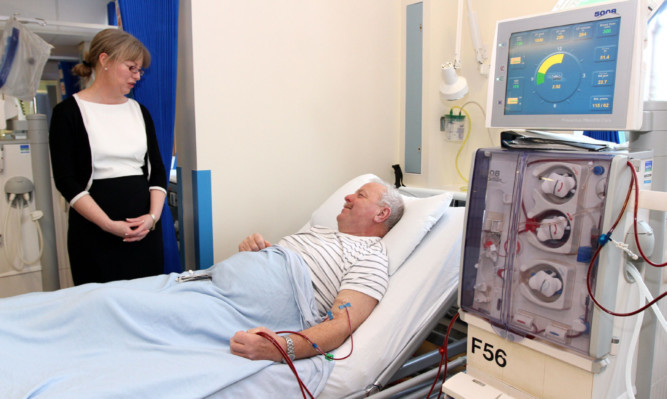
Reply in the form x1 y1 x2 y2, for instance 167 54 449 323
374 179 405 231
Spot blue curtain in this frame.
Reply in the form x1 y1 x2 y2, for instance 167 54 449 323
118 0 181 274
57 61 79 100
583 130 621 143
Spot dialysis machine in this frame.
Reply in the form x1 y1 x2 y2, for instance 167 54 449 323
444 1 667 398
0 122 42 296
0 114 59 298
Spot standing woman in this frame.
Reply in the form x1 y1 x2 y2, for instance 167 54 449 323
49 29 167 285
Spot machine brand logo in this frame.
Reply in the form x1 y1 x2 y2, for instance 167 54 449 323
594 8 617 18
19 144 30 154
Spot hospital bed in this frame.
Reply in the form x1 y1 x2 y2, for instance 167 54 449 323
223 173 468 398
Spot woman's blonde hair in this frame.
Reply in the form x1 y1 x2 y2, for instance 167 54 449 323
72 29 150 79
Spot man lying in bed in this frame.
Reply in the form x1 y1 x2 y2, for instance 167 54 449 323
0 179 404 399
231 180 404 363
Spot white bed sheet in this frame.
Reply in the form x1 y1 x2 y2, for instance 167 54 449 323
318 206 466 399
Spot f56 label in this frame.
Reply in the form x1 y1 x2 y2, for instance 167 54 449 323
471 337 507 368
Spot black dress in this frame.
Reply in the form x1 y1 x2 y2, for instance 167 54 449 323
67 176 163 285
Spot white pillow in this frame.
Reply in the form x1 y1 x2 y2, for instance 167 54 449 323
308 174 453 275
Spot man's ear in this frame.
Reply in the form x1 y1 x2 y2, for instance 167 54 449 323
374 207 391 224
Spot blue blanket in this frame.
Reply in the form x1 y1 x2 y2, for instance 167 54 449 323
0 246 333 398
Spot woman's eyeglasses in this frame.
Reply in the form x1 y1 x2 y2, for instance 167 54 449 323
124 63 145 77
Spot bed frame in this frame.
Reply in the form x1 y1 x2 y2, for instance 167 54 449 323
363 201 468 399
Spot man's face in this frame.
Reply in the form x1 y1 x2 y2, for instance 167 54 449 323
336 182 387 235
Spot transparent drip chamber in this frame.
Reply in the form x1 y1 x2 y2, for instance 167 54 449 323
460 148 633 358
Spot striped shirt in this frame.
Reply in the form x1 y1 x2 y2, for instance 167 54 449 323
278 226 389 315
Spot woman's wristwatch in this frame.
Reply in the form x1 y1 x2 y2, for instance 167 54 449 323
149 213 158 231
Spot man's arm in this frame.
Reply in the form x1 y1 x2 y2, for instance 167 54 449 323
230 289 377 362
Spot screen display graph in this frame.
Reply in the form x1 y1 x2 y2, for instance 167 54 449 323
504 17 620 116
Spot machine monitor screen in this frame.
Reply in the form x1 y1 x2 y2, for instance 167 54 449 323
486 0 645 131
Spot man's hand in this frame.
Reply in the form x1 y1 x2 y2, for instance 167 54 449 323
230 327 285 362
238 233 271 252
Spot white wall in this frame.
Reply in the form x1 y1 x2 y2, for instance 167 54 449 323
176 0 559 265
178 1 401 264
